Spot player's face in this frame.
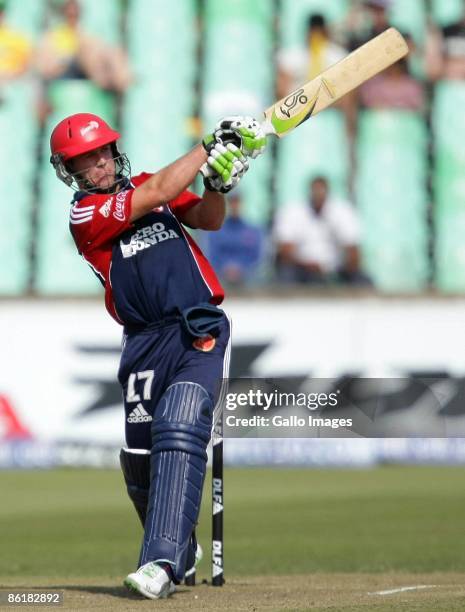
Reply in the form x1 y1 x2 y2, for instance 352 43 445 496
71 144 116 190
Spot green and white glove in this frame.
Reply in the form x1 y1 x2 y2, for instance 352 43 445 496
214 116 267 159
200 140 249 193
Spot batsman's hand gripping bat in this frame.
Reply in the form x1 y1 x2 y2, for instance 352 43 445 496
261 27 409 138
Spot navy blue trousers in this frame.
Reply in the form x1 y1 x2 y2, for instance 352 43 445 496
118 316 230 452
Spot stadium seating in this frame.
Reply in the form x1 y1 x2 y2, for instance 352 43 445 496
356 110 429 292
34 159 103 295
431 0 464 27
389 0 426 45
280 0 426 48
279 0 350 49
432 81 465 291
0 82 38 294
5 2 465 296
123 0 197 173
47 80 116 122
5 0 46 39
202 0 274 225
126 0 197 81
276 109 349 207
78 0 123 45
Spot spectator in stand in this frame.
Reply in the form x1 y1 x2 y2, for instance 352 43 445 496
276 14 347 99
0 0 33 85
344 2 423 132
347 0 392 51
206 191 264 287
274 176 370 285
360 47 425 112
36 0 131 93
425 7 465 81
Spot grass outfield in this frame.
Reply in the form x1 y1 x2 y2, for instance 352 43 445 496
1 466 465 610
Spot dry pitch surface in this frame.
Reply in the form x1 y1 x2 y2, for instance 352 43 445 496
2 573 465 611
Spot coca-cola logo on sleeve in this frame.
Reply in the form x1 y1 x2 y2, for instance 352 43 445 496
113 190 129 221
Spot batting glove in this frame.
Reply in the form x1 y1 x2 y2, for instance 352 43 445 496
214 116 267 159
200 141 249 193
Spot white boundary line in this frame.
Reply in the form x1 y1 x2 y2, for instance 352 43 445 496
368 585 438 596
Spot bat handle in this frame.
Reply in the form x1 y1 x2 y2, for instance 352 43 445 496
261 119 277 137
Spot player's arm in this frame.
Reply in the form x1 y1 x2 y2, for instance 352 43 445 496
177 190 226 231
130 145 207 222
130 116 267 223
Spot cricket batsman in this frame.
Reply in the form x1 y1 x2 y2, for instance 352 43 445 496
49 112 266 599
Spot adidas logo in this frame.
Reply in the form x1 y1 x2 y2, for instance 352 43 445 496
127 404 152 424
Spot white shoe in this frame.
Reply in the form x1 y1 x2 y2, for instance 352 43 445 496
185 543 203 578
124 562 175 599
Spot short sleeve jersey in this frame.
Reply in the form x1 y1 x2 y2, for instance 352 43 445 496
69 173 224 326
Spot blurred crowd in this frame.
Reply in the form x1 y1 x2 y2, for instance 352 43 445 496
0 0 131 116
2 0 465 290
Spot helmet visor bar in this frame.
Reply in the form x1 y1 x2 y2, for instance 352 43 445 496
50 150 131 194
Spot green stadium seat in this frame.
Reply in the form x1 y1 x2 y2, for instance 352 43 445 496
362 238 429 292
123 0 197 175
389 0 426 44
432 81 465 291
356 110 428 292
358 110 428 149
435 210 465 292
434 157 465 208
204 25 272 86
127 0 197 80
122 76 194 171
122 117 192 175
201 0 274 225
5 0 46 39
78 0 123 45
0 162 33 293
432 82 465 155
276 109 349 206
431 0 464 27
0 81 38 294
205 0 273 22
47 80 116 123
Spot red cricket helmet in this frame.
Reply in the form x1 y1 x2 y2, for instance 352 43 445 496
50 112 120 161
50 113 130 192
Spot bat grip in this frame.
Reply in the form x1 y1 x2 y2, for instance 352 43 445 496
261 119 277 137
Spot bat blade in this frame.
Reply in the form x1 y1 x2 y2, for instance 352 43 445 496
262 27 408 138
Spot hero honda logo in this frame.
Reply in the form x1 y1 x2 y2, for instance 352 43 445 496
80 120 99 137
120 221 179 258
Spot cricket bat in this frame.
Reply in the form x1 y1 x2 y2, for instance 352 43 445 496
261 27 409 138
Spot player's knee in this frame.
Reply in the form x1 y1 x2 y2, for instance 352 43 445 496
151 382 213 459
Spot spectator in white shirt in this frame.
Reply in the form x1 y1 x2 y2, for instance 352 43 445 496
274 176 370 285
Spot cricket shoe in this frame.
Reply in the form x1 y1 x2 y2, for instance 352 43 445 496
185 542 203 579
124 562 175 599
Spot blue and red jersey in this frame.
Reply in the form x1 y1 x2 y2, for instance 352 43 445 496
69 172 224 326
